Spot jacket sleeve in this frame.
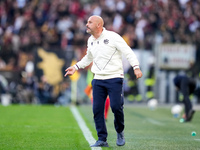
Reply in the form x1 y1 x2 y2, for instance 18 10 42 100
74 48 93 70
114 33 140 69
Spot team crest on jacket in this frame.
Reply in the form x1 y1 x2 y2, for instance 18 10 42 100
104 39 109 44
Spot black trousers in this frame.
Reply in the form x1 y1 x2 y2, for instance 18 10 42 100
92 78 124 141
180 78 196 117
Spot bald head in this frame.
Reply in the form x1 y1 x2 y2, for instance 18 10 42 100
86 15 104 38
91 15 104 27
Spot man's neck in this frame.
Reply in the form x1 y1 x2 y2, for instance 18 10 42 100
93 28 103 39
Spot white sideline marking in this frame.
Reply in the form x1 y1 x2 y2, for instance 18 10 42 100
70 105 102 150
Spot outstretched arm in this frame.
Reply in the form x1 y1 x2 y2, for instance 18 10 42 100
64 66 76 77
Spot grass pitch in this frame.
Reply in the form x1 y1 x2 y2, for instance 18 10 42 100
0 105 89 150
0 104 199 150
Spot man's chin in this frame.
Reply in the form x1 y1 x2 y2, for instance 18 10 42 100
86 30 91 34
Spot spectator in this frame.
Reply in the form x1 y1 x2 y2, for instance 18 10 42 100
35 75 54 104
0 57 6 70
55 80 71 106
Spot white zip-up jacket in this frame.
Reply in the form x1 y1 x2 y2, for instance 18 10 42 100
74 28 140 79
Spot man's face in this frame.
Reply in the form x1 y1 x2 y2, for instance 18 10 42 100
86 17 97 34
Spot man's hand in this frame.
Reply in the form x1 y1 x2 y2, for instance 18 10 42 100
64 66 76 77
134 68 143 79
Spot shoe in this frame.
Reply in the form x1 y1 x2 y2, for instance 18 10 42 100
90 140 109 147
116 131 125 146
186 110 195 122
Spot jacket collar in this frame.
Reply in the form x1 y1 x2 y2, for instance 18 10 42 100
91 27 106 40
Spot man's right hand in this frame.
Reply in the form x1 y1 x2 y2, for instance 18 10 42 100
64 66 76 77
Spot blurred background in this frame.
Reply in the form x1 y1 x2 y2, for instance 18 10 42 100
0 0 200 106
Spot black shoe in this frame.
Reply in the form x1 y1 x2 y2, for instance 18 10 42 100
186 110 195 122
116 131 125 146
90 140 109 147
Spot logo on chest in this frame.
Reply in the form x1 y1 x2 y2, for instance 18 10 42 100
104 39 109 44
91 39 109 46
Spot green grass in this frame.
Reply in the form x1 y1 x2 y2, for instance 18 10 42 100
0 104 199 150
79 105 200 150
0 105 88 150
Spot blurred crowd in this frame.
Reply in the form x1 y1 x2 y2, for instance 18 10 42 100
0 0 200 104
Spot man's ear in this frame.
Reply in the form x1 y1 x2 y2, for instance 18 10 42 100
97 23 101 28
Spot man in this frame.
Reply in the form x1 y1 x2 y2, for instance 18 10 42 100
173 75 197 122
64 15 143 147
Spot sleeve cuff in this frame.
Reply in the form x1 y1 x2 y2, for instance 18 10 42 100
133 65 140 70
73 64 79 70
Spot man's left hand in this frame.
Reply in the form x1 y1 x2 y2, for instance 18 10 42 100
134 68 143 79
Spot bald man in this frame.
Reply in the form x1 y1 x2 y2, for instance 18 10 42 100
65 15 143 147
